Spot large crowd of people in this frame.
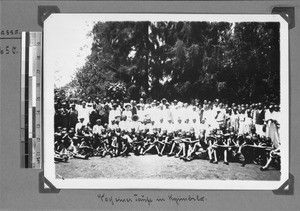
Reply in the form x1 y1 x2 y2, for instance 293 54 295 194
54 97 281 171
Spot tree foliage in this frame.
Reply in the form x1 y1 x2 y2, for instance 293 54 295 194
66 21 280 104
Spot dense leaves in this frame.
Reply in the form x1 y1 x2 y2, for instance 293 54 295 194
106 82 127 101
64 21 280 104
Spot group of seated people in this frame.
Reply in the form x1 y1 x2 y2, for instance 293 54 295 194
54 106 281 171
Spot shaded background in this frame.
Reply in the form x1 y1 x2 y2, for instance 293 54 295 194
1 0 300 210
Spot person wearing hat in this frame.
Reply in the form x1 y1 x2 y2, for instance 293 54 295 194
160 98 167 107
171 99 178 107
122 103 133 122
139 98 145 107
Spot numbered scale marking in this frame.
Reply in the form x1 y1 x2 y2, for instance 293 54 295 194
21 32 42 169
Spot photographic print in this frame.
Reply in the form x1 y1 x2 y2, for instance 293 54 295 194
43 14 289 189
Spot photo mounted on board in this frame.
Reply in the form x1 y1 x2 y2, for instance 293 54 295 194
43 13 289 189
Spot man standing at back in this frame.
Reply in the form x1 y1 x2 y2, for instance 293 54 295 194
78 101 90 125
253 102 265 137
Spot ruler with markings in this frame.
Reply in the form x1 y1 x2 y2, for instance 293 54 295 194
21 32 42 169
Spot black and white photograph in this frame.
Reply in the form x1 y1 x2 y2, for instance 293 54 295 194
43 14 289 189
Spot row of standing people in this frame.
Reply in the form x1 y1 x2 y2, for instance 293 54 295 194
55 98 281 149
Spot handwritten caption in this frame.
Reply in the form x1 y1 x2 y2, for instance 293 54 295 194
0 29 21 55
1 29 20 36
0 45 18 55
97 193 207 206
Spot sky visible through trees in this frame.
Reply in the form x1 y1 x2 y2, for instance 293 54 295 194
57 21 280 104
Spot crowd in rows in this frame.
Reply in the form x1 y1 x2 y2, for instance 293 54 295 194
54 97 281 170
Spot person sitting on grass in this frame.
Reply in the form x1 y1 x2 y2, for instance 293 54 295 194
167 130 182 157
78 126 94 157
54 132 69 162
251 133 267 165
183 129 207 161
240 126 262 167
109 129 119 157
153 128 164 156
142 128 161 155
131 128 144 155
98 128 114 158
129 128 139 155
75 117 85 135
206 130 217 163
174 131 189 159
260 144 281 171
156 129 169 156
161 130 175 156
179 130 198 160
217 131 231 165
255 136 272 165
225 130 241 162
92 119 104 155
119 130 133 157
67 135 88 159
210 130 229 165
141 131 153 155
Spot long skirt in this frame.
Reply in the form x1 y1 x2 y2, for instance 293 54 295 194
266 121 280 148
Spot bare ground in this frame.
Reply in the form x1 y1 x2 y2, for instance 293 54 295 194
55 154 280 180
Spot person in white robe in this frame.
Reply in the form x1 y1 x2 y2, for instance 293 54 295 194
265 105 280 148
122 103 132 122
108 104 121 125
77 101 90 125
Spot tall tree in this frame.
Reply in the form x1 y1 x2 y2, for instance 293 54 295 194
67 21 280 103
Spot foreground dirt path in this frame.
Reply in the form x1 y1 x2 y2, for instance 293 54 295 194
56 154 280 180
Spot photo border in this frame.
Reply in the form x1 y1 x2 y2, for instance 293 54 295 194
43 13 289 190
